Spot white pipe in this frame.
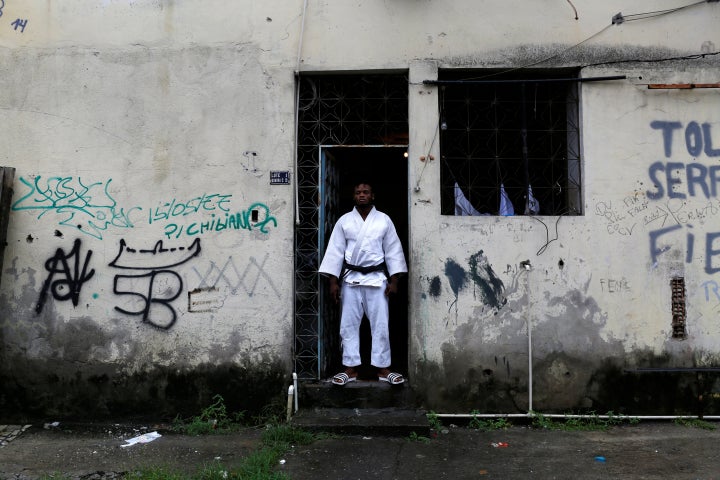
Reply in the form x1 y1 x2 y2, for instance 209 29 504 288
286 385 295 423
293 372 299 412
524 263 533 412
293 0 308 226
435 413 720 420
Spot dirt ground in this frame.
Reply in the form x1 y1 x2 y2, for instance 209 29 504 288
2 420 720 479
0 422 263 479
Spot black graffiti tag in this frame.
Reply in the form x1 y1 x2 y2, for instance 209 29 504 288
113 270 183 330
110 238 201 330
36 239 95 314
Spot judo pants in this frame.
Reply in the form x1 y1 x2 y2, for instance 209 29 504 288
340 280 391 368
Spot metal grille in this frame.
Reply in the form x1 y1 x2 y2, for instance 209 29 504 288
294 74 409 379
439 70 582 216
671 277 687 339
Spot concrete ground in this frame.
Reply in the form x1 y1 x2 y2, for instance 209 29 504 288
2 420 720 479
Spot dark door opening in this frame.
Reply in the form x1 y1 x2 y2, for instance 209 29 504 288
321 146 408 380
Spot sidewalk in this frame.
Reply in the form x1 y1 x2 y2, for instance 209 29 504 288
2 420 720 479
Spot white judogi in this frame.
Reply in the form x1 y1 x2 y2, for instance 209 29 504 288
319 206 407 368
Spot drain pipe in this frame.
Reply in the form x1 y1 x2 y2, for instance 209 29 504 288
521 260 533 412
293 0 309 226
286 385 295 422
293 372 299 412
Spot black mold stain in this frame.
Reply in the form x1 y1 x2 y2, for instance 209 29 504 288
54 230 63 238
444 260 466 296
558 258 564 269
468 251 506 310
429 276 442 298
0 358 288 422
25 234 33 243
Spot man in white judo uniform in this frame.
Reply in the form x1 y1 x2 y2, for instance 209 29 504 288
319 181 408 385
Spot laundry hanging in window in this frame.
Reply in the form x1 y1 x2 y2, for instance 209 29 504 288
499 183 515 216
454 182 481 216
524 184 540 215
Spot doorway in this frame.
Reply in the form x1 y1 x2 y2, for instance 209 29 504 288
293 73 409 380
320 146 408 380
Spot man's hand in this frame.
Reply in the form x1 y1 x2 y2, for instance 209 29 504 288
385 275 399 296
329 276 340 304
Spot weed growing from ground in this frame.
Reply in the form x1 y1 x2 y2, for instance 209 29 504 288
426 411 442 431
468 411 512 431
674 417 717 430
530 411 635 431
408 431 431 443
172 395 245 435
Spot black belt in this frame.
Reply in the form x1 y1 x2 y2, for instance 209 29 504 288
341 261 388 279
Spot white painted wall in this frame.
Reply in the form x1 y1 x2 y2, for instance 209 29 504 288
1 0 718 415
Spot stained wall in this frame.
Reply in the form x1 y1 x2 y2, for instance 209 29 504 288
0 0 718 417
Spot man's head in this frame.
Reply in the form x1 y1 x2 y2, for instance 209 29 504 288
353 181 374 208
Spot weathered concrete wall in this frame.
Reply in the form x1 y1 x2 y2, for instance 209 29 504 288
0 0 718 418
0 1 299 419
409 61 720 413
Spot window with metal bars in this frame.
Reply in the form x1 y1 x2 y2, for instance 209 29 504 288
438 69 583 216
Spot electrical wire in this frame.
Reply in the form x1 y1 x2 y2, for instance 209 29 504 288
621 0 706 22
529 212 565 256
414 121 440 192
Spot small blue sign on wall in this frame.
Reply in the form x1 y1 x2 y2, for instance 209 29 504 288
270 171 290 185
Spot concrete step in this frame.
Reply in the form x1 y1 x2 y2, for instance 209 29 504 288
290 407 430 437
298 379 419 410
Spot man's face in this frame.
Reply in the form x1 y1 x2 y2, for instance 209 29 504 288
353 184 374 207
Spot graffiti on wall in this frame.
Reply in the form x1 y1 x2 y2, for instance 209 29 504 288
0 0 29 32
110 238 201 330
36 239 95 313
12 176 140 240
191 253 281 298
10 17 26 31
593 120 720 275
147 193 233 225
162 202 277 239
599 278 631 294
703 280 720 303
13 176 279 241
645 121 720 274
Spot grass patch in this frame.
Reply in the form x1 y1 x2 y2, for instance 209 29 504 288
674 417 717 430
128 395 320 480
127 423 318 480
126 466 187 480
530 411 636 431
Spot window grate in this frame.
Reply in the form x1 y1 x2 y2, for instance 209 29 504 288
439 69 582 216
